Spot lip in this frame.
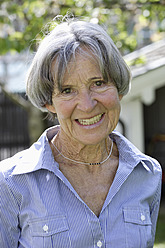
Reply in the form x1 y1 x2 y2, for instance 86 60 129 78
75 113 105 128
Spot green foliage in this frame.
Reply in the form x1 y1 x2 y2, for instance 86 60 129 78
154 207 165 246
0 0 165 55
127 56 147 67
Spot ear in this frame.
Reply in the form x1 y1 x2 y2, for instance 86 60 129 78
45 104 56 114
119 95 123 101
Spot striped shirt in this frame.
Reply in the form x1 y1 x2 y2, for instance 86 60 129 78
0 126 162 248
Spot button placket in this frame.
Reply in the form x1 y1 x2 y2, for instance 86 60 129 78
84 207 105 248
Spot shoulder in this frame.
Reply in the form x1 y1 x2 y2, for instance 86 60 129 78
111 131 162 208
111 130 162 175
0 126 60 179
0 129 47 179
0 150 28 178
0 142 44 179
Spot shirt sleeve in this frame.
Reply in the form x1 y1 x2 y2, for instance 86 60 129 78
0 172 20 248
150 171 162 246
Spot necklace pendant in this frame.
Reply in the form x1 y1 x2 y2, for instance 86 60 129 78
89 162 101 165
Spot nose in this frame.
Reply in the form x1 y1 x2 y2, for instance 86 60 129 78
77 89 97 112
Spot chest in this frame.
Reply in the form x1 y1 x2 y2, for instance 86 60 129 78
73 180 110 217
59 163 118 217
19 168 153 248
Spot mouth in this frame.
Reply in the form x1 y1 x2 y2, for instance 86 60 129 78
75 113 104 126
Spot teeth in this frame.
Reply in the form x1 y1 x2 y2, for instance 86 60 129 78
78 114 103 125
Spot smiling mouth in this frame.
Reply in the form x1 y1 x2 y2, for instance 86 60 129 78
76 113 104 126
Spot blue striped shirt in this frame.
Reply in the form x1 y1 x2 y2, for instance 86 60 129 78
0 126 162 248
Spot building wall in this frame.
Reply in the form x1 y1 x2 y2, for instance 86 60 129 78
120 64 165 153
143 85 165 168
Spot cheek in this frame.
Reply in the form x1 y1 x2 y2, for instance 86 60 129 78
54 101 74 120
101 93 121 111
105 95 121 130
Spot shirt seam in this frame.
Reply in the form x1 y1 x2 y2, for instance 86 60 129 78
150 171 162 212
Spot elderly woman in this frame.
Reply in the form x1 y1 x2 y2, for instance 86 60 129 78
0 20 162 248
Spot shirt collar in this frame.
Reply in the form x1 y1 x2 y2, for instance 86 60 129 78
9 126 60 175
3 126 157 175
110 130 159 174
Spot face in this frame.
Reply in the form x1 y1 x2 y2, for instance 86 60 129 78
47 52 122 146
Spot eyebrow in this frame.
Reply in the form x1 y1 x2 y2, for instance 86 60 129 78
89 77 103 80
62 77 103 85
61 76 104 88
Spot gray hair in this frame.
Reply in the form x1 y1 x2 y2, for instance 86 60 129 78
26 20 131 113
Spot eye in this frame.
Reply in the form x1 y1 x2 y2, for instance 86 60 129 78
61 87 72 94
93 80 107 87
90 79 110 92
95 80 105 86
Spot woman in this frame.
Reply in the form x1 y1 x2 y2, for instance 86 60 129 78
0 20 162 247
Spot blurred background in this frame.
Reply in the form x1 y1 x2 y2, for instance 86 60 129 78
0 0 165 246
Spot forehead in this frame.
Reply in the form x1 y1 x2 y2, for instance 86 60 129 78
62 52 103 84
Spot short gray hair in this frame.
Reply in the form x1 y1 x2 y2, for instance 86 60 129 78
26 20 131 112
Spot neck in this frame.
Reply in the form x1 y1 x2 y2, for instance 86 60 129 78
51 128 113 166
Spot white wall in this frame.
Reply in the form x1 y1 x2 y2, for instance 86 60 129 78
119 64 165 152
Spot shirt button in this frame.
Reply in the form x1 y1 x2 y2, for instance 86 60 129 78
46 174 50 181
97 240 103 247
43 224 49 232
141 214 146 221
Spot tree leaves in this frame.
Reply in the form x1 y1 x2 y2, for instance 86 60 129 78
0 0 165 55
